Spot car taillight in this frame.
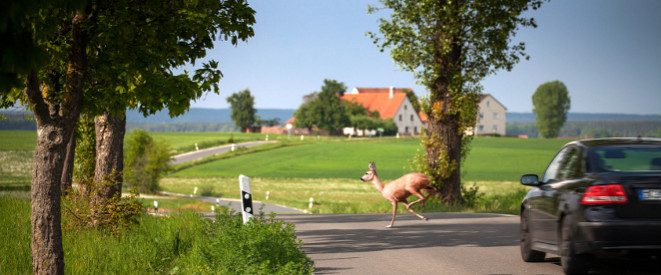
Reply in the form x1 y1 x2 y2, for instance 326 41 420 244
581 184 628 204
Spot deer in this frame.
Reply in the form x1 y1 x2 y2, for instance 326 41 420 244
360 162 436 228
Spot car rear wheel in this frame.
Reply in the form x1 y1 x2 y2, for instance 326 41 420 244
520 209 546 262
560 215 592 274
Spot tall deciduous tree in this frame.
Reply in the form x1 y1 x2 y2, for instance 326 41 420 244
1 0 255 272
532 80 571 138
79 0 255 223
227 89 257 132
369 0 545 204
293 79 349 135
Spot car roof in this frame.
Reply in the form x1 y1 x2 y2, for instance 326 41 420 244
567 137 661 148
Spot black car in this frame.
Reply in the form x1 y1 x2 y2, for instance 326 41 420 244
519 137 661 274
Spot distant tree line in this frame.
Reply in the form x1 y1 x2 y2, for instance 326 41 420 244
507 121 661 138
0 114 36 130
127 122 236 133
6 112 659 137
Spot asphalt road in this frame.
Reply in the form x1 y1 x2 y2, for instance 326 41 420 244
170 140 276 165
278 212 661 275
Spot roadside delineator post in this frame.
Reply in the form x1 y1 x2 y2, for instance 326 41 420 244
239 175 254 224
154 201 158 213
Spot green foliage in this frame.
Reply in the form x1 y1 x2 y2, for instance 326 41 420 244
73 115 96 189
227 89 257 131
348 116 398 135
187 209 314 274
124 130 172 193
62 188 143 233
461 182 483 207
404 89 421 113
344 100 380 118
0 197 313 274
294 79 350 134
368 0 546 203
532 80 571 138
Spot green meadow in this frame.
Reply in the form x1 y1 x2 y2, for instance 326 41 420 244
171 137 568 181
0 129 571 215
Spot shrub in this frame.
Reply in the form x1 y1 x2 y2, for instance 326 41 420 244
182 209 314 274
124 130 172 193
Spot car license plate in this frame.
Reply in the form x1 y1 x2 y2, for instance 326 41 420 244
638 189 661 201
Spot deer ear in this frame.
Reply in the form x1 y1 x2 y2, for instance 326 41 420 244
369 162 376 170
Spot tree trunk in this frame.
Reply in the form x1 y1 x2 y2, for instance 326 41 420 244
61 129 76 193
27 8 88 273
90 111 126 225
425 12 465 205
28 72 67 274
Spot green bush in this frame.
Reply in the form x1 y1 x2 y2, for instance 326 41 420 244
124 130 172 193
180 209 314 274
0 196 313 274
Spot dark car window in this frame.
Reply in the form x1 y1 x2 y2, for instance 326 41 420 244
589 145 661 172
542 146 582 183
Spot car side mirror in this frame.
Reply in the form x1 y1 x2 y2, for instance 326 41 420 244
521 174 540 186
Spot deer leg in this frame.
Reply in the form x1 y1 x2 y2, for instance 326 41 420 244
405 190 428 209
406 205 429 221
405 191 429 221
386 201 397 228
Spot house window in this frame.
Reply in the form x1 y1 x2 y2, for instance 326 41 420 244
493 113 499 120
404 105 407 110
410 114 414 121
405 126 409 133
399 115 402 121
478 125 484 132
493 125 499 132
414 127 418 134
487 101 491 107
479 113 484 119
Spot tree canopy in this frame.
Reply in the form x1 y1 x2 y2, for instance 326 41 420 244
293 79 350 134
369 0 545 204
226 89 257 131
0 0 256 272
532 80 571 138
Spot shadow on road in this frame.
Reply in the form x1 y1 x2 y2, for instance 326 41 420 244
282 213 519 254
281 213 661 274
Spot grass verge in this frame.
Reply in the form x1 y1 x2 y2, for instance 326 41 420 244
0 196 314 274
159 177 529 215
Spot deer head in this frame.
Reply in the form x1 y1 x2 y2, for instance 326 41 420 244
360 162 378 182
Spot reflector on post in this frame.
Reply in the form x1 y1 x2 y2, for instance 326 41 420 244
239 175 254 223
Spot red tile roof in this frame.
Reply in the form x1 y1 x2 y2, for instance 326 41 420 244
341 88 409 120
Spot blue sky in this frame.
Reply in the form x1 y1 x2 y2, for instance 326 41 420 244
188 0 661 115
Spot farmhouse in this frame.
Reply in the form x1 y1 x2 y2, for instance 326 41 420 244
342 87 425 136
474 94 507 136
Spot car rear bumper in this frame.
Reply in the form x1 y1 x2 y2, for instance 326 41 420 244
576 220 661 254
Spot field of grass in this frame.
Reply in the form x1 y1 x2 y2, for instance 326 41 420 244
135 196 218 213
172 137 568 181
149 131 272 153
0 129 572 215
0 131 36 190
160 177 532 215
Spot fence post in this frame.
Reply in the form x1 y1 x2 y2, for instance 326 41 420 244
239 175 254 223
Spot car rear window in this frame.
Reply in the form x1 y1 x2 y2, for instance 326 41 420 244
590 145 661 173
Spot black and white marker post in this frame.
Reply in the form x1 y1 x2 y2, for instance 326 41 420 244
239 175 254 224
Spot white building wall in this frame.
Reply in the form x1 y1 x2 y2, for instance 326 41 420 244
475 94 507 136
394 98 424 135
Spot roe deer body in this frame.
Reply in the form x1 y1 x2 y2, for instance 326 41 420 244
360 162 435 228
